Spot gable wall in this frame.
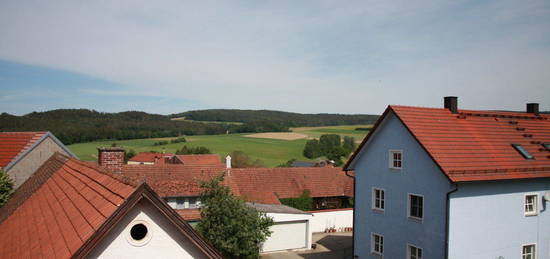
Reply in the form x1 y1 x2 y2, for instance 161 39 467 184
7 136 70 189
352 112 453 258
448 179 550 259
89 199 208 259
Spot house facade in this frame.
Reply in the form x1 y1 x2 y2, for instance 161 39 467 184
0 131 76 189
345 97 550 259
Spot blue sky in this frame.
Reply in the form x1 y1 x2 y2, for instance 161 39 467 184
1 0 549 115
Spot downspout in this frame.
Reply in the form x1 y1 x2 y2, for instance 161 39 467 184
445 184 458 259
345 170 357 258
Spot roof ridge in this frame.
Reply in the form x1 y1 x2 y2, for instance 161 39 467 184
68 157 137 188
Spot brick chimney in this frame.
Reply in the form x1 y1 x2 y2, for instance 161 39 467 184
98 147 125 173
526 103 539 115
444 96 458 114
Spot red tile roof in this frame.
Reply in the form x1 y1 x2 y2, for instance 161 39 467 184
0 153 135 258
128 152 174 163
174 154 223 166
120 166 353 204
0 154 223 259
0 132 47 168
176 209 202 221
347 105 550 182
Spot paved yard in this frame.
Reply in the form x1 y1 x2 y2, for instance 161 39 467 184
262 232 353 259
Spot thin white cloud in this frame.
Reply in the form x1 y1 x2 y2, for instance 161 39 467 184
0 0 549 114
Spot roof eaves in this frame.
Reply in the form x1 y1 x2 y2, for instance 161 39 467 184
343 106 392 171
72 182 224 259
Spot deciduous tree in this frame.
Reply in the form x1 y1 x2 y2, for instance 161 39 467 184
198 174 273 258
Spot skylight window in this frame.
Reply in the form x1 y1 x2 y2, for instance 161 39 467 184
542 143 550 151
512 144 534 160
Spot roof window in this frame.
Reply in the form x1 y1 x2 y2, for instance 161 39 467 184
542 143 550 151
512 144 534 160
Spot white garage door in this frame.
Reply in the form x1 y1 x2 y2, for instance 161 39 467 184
262 221 307 252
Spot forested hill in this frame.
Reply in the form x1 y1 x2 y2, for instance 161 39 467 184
171 109 379 127
1 109 379 145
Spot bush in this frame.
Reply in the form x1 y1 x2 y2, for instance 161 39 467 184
153 140 169 146
0 170 14 208
280 190 313 211
170 137 187 144
303 139 321 159
230 151 264 168
176 145 212 155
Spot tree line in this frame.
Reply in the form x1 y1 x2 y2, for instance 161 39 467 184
303 134 357 166
171 109 379 127
1 109 377 145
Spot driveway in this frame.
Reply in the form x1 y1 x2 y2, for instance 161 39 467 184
261 232 353 259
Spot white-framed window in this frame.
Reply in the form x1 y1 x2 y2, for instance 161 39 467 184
372 188 385 211
524 194 538 216
165 197 201 209
522 243 536 259
371 232 384 255
408 194 424 220
389 150 402 169
407 244 423 259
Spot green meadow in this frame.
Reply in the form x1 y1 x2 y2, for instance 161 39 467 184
68 125 371 167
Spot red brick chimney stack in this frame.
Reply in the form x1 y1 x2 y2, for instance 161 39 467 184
98 147 125 173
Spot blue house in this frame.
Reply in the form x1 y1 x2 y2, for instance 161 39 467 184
345 97 550 259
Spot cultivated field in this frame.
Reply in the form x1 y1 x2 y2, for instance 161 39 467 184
68 125 371 167
244 132 308 140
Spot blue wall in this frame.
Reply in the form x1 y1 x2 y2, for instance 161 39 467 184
448 179 550 259
352 112 453 258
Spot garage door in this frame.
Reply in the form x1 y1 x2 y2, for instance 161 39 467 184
262 221 307 252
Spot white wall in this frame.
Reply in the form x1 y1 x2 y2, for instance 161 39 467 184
448 180 550 259
309 209 353 233
89 199 208 259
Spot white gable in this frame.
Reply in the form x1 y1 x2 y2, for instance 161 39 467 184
89 199 207 259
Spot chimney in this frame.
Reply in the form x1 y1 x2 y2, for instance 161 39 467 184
444 96 458 114
98 147 125 173
526 103 539 115
225 155 232 168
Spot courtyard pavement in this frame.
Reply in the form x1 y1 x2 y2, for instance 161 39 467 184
261 232 353 259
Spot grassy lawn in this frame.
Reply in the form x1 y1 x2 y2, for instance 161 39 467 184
68 125 370 167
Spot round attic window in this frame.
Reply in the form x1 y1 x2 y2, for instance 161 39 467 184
126 220 152 246
130 223 148 240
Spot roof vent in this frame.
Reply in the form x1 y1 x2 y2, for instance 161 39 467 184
444 96 458 114
527 103 539 115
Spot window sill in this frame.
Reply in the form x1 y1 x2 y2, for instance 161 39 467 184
408 216 423 223
371 252 383 258
524 212 538 217
372 208 385 214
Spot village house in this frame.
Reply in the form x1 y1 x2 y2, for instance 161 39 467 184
0 131 77 189
96 148 354 253
127 152 224 167
0 153 223 259
345 97 550 259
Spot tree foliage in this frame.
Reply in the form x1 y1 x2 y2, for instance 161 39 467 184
173 109 379 127
303 139 321 159
276 158 296 168
279 190 313 211
302 134 357 166
0 170 14 208
230 151 265 168
198 174 273 259
175 145 212 155
342 136 356 154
